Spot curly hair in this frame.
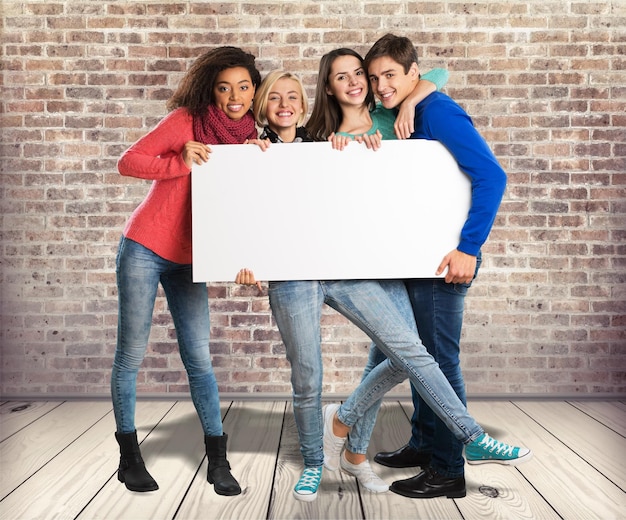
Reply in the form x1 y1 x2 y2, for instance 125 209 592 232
305 48 375 142
166 46 261 118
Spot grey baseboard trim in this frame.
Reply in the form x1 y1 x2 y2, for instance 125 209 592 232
1 392 625 402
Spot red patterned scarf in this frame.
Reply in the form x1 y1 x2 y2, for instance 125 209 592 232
193 104 257 145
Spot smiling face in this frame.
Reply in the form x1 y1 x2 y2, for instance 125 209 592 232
325 54 369 108
213 66 256 120
367 56 420 109
265 77 305 132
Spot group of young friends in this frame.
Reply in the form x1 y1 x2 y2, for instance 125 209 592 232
112 34 533 503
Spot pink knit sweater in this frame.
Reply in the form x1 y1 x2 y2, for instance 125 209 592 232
118 107 256 264
118 108 198 264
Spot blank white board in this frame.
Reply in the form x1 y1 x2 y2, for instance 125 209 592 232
192 140 470 282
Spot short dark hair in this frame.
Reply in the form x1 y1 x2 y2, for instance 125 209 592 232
167 46 261 118
364 34 418 74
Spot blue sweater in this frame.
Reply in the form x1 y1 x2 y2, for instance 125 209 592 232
410 92 507 256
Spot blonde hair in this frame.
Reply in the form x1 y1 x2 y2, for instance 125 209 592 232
253 70 309 127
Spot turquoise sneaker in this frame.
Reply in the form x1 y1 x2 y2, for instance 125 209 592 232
293 466 323 502
466 433 533 465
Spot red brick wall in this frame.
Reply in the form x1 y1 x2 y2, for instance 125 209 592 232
1 1 624 398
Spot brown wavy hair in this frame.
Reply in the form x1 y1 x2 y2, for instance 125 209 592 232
305 48 375 142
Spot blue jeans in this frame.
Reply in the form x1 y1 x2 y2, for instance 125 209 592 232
404 253 481 478
111 236 223 436
269 279 483 468
269 280 381 467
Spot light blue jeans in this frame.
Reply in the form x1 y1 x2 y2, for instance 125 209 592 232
269 280 384 467
111 236 223 436
269 279 483 468
359 254 482 478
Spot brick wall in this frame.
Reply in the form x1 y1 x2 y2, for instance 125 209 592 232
1 1 624 398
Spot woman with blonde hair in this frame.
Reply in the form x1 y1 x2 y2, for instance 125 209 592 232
253 70 313 143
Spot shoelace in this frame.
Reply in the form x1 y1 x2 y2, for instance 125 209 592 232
478 434 514 456
295 468 322 492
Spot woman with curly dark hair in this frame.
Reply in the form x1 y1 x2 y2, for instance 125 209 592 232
111 46 266 497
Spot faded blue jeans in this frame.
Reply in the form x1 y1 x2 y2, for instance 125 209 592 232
269 279 483 468
111 236 223 436
269 280 381 468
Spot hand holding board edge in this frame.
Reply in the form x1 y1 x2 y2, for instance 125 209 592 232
191 140 470 282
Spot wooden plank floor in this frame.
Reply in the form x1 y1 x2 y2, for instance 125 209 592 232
0 399 624 520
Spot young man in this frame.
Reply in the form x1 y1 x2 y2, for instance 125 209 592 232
365 34 508 499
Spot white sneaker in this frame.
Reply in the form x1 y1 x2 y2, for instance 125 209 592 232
322 403 345 471
340 452 389 493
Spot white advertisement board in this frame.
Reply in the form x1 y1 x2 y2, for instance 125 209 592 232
192 140 470 282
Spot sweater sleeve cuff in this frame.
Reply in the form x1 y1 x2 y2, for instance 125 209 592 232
457 240 481 257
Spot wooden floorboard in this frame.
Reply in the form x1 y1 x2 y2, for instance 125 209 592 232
471 400 626 520
0 401 112 499
0 399 624 520
0 401 64 441
463 402 562 519
175 401 285 520
569 400 626 436
515 401 625 488
268 402 363 520
0 400 175 519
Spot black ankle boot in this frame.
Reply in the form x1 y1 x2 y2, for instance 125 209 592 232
114 431 159 492
204 433 241 496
